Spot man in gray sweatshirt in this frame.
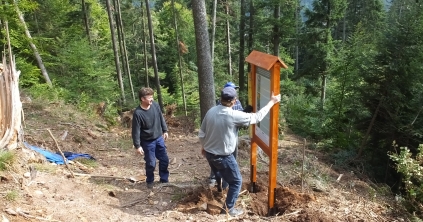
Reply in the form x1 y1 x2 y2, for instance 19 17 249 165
199 87 281 216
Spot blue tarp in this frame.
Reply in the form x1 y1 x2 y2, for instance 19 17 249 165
24 142 95 165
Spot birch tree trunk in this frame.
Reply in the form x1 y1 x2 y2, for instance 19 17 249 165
247 0 253 73
295 2 299 76
145 0 164 112
105 0 126 104
140 0 149 87
113 0 128 85
238 0 246 104
226 1 232 76
210 0 217 66
272 4 280 56
115 0 135 101
171 0 187 116
14 0 52 87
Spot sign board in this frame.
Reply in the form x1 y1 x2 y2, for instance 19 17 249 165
245 50 288 216
255 67 271 146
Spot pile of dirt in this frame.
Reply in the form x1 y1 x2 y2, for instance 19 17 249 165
176 179 316 216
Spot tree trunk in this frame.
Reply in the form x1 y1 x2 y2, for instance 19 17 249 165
247 0 253 72
295 2 299 76
14 0 52 87
356 97 383 159
81 0 91 42
210 0 217 67
105 0 125 104
192 0 216 121
272 4 280 56
140 0 149 87
342 14 346 42
0 22 22 150
321 27 330 106
113 0 128 87
321 74 326 105
238 0 246 104
145 0 164 112
171 0 187 116
116 0 135 101
225 1 232 76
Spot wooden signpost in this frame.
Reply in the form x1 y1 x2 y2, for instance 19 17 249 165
245 50 288 216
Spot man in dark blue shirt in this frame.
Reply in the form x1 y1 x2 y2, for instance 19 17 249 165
132 87 169 189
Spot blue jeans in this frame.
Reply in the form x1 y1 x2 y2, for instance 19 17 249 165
209 146 238 188
205 152 242 210
141 136 169 184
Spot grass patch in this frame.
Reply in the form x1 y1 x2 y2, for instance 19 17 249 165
33 163 57 173
171 191 187 201
0 151 15 171
238 158 249 168
77 159 98 168
109 139 133 151
92 180 116 190
5 190 19 201
91 178 117 190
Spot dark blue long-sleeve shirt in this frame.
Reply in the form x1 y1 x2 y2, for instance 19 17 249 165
132 102 168 148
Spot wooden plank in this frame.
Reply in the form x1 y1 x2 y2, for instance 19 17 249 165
252 137 271 156
268 63 281 214
250 142 257 191
249 66 257 187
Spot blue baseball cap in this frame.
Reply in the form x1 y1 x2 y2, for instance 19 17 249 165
224 82 239 89
221 87 237 101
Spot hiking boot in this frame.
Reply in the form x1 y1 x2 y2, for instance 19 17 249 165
220 208 244 217
146 182 154 189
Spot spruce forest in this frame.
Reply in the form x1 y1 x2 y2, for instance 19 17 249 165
2 0 423 219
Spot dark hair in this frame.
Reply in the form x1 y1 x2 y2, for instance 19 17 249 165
220 99 234 107
138 87 154 101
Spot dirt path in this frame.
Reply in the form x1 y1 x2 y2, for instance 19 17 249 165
0 102 410 221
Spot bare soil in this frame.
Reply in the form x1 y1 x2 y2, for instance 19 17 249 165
0 101 411 221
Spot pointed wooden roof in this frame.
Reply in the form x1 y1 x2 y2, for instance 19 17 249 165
245 50 288 70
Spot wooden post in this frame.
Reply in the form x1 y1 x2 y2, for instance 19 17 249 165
249 65 257 192
245 50 288 216
268 62 281 214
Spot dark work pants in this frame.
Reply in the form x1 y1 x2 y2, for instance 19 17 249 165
141 136 169 184
209 146 237 186
206 152 242 210
209 140 238 187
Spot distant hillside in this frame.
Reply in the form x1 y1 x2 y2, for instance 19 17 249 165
300 0 392 21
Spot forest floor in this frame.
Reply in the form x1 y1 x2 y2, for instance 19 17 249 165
0 100 414 222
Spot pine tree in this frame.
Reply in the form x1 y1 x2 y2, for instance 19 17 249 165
299 0 347 105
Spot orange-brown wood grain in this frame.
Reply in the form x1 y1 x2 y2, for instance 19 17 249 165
246 50 287 215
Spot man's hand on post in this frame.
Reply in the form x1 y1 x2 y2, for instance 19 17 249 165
270 92 281 104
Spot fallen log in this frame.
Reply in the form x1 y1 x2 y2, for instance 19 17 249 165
73 173 129 180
